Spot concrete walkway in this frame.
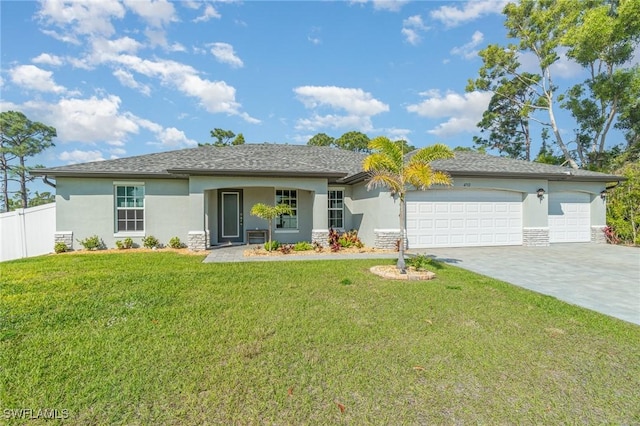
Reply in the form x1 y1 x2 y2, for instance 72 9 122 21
203 243 640 326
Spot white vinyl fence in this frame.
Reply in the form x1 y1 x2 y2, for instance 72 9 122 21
0 203 56 262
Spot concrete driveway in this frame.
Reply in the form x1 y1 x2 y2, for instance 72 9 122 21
415 243 640 326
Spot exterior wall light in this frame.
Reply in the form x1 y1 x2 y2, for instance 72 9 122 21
537 188 545 199
600 190 607 200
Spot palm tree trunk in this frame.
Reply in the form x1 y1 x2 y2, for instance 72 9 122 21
397 197 407 273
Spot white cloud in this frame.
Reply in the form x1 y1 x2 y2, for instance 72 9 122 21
295 114 375 132
406 90 492 137
450 31 484 60
430 0 508 28
113 69 151 96
122 0 176 28
37 0 126 37
10 65 66 94
371 0 409 12
32 53 64 66
402 15 429 45
152 127 198 148
59 150 105 164
294 86 388 132
210 42 244 68
193 4 221 22
294 86 389 116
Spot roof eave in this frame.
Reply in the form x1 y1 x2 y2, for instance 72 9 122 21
29 170 187 179
166 168 348 179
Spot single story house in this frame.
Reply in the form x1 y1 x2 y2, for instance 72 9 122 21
31 144 621 251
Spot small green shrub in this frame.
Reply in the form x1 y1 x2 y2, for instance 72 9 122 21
293 241 314 251
168 237 184 249
54 242 68 254
76 235 104 251
142 235 160 249
115 240 124 250
123 237 134 249
406 254 441 271
264 240 280 251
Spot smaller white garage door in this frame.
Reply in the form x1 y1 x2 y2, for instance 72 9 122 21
406 189 523 248
549 192 591 243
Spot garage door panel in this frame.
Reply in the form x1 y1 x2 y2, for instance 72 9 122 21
549 192 590 243
407 189 523 248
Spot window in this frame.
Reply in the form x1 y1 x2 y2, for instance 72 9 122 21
115 185 144 232
275 189 297 229
328 189 344 229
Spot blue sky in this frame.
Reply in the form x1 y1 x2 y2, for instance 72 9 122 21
1 0 636 170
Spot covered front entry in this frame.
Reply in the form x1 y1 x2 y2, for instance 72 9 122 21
406 189 523 248
218 189 243 243
548 192 591 243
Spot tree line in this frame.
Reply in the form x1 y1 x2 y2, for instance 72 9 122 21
0 111 56 212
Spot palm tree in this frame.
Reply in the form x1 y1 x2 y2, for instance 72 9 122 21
363 137 454 273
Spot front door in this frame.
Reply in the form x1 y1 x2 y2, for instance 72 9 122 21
218 189 243 243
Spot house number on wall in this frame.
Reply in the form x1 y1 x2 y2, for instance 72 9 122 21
463 183 471 187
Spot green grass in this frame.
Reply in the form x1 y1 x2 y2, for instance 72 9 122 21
1 252 639 424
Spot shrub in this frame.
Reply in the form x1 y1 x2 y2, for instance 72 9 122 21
328 228 364 251
115 240 124 250
123 237 134 249
279 244 293 254
293 241 314 251
142 235 160 249
406 254 436 271
168 237 184 249
264 240 280 251
54 242 68 254
313 241 324 252
328 228 341 252
76 235 104 251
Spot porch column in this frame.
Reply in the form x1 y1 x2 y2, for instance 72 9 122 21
311 190 329 246
188 192 207 251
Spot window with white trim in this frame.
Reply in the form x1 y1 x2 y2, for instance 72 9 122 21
328 189 344 229
276 189 297 229
115 185 144 232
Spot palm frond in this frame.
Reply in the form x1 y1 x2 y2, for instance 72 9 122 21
404 163 453 190
409 143 455 165
367 136 403 170
363 153 399 173
365 170 402 194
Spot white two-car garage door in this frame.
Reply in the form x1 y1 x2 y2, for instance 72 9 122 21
548 192 591 243
406 189 523 248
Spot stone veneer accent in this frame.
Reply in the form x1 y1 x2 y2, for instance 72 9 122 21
55 231 73 250
522 227 549 246
591 226 607 244
188 231 207 251
374 229 405 250
311 229 329 247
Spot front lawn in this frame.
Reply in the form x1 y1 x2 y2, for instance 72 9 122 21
1 252 639 424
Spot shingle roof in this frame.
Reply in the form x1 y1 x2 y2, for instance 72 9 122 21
31 144 368 180
31 144 621 182
428 151 622 181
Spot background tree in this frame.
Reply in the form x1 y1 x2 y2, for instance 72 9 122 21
363 137 454 273
199 128 236 147
307 133 335 147
249 203 293 251
232 133 246 146
0 111 56 211
335 131 370 153
560 0 640 169
606 162 640 245
469 0 640 169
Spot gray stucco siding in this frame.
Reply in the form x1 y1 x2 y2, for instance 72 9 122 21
350 182 399 247
55 177 189 249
